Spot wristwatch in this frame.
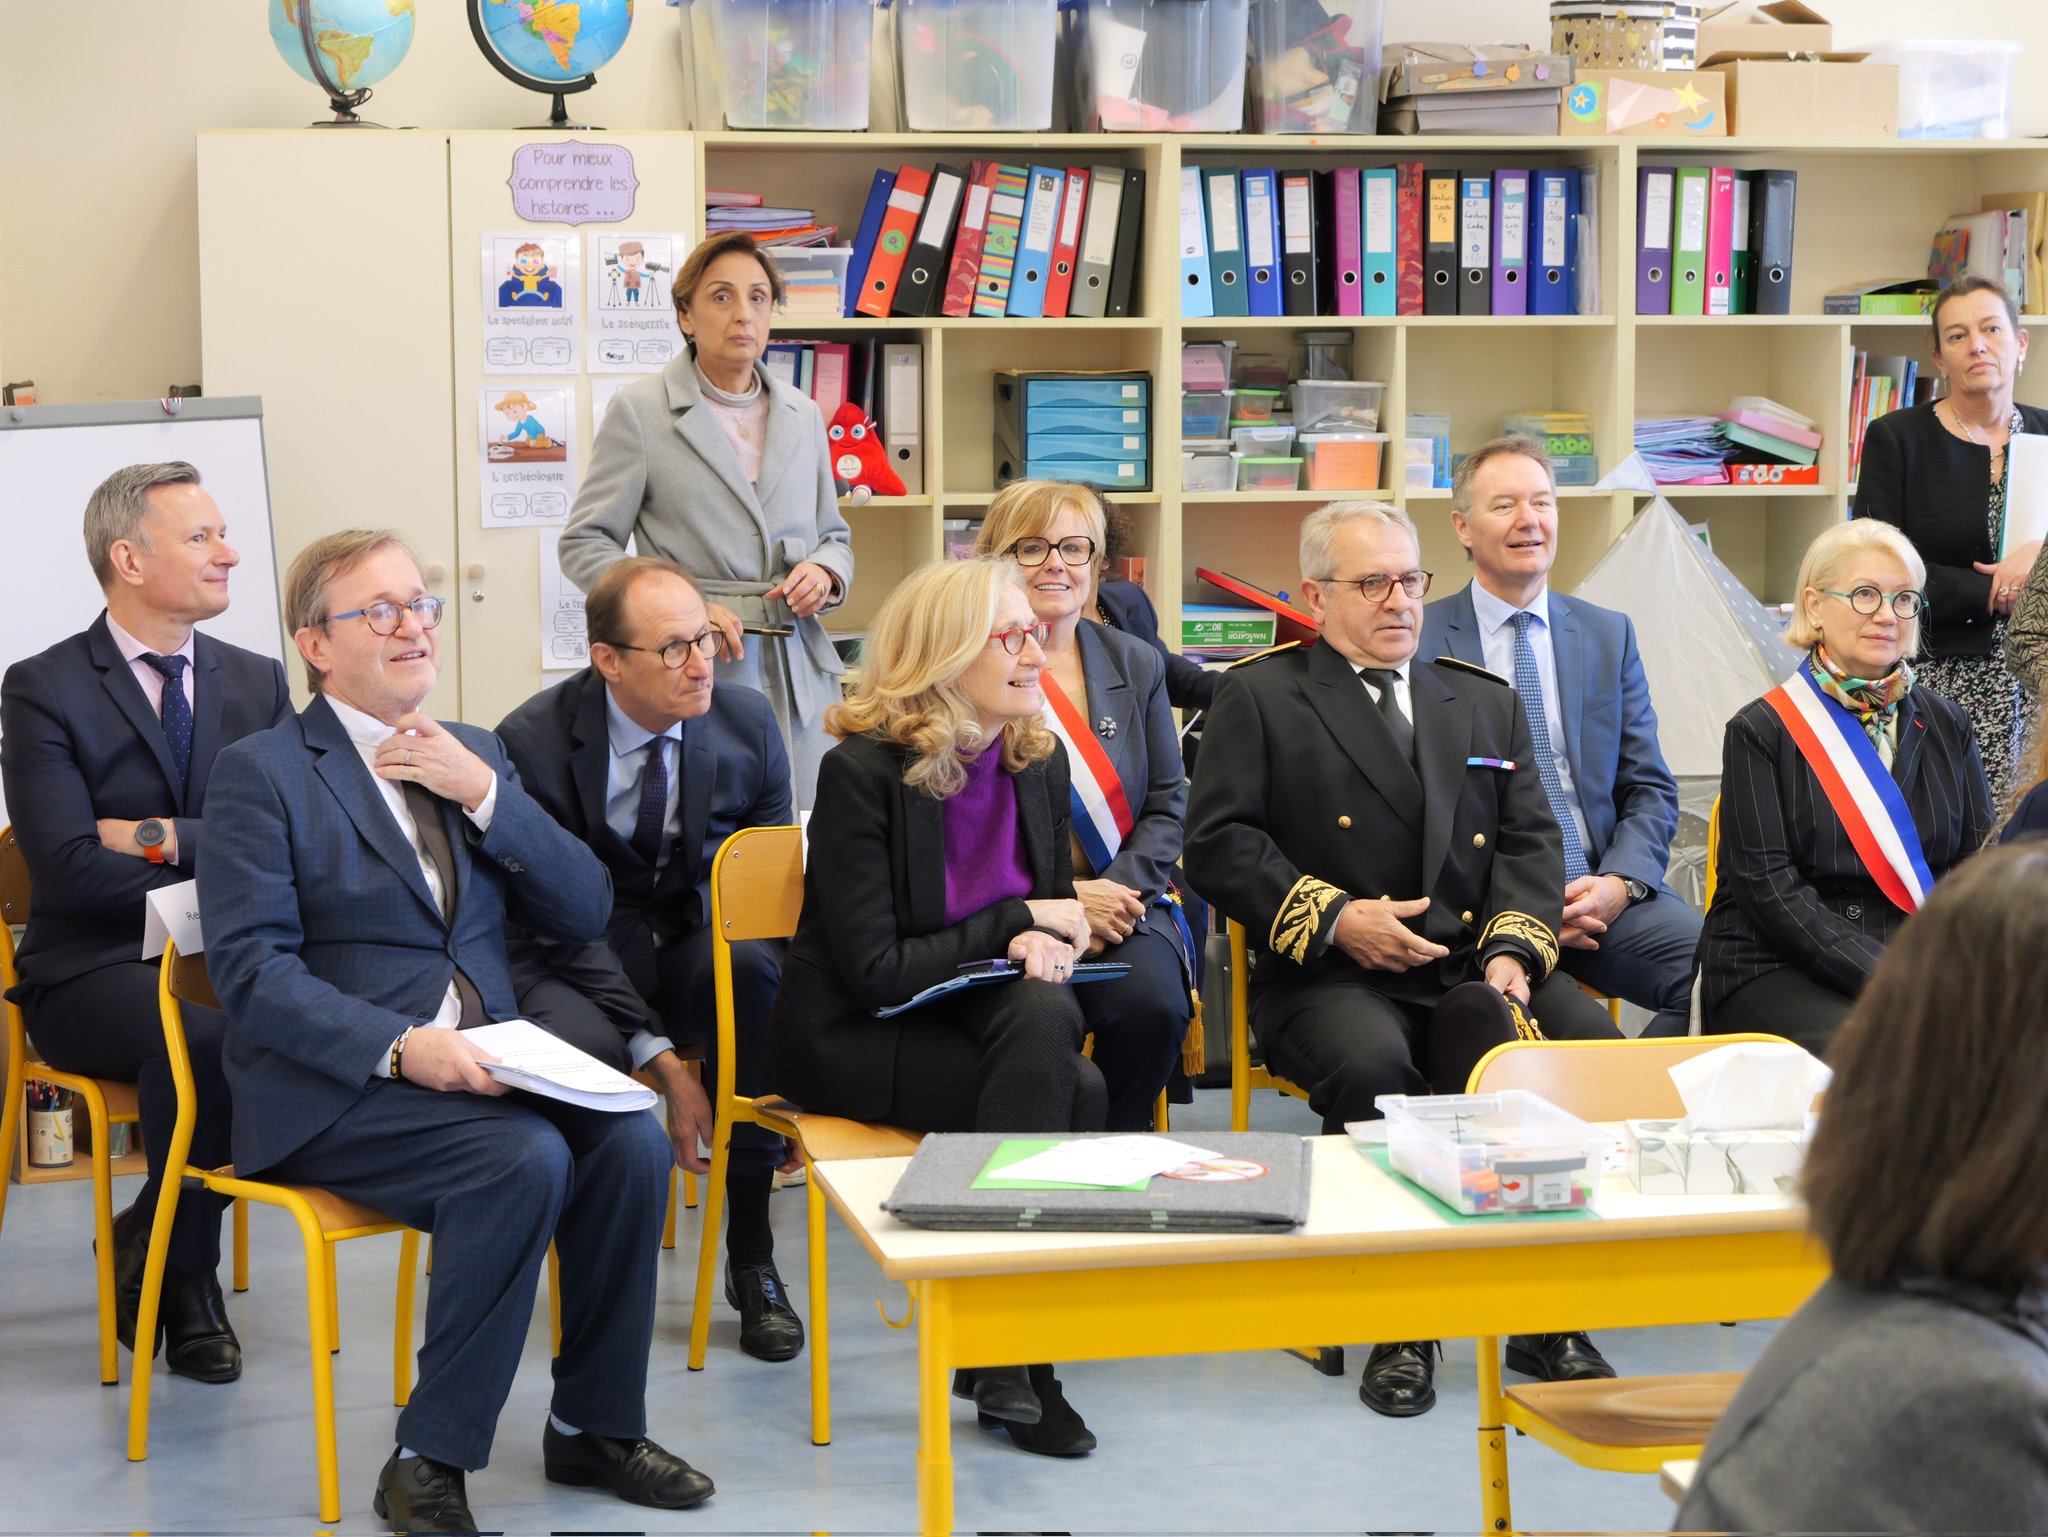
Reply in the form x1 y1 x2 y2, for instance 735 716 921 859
136 819 170 865
1622 877 1651 906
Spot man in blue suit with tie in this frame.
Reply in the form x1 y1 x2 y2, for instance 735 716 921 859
1420 436 1698 1385
201 531 715 1534
2 461 292 1384
497 555 803 1363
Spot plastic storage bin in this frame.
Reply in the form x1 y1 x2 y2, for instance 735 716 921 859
894 0 1060 130
1247 0 1382 133
1183 390 1233 438
1292 378 1384 432
1071 0 1252 132
1231 423 1296 456
1374 1090 1612 1217
771 246 857 318
1237 455 1303 490
1301 431 1387 490
1234 352 1291 390
1182 442 1238 491
1300 331 1354 381
1231 388 1286 423
1864 40 2021 139
694 0 874 129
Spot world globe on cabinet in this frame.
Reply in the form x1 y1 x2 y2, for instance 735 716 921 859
268 0 417 93
476 0 636 83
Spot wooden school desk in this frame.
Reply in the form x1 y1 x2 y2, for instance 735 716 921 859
813 1135 1827 1535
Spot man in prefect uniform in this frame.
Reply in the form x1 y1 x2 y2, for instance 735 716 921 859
1186 499 1619 1421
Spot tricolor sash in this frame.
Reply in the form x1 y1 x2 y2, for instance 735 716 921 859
1762 666 1933 914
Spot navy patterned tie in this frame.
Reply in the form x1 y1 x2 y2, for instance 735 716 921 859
630 737 669 867
1509 612 1588 881
140 653 192 792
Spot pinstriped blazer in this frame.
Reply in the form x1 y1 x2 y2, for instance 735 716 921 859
1698 682 1993 1017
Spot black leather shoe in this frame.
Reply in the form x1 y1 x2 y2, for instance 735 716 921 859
953 1364 1042 1425
1359 1340 1440 1417
542 1420 715 1509
978 1364 1096 1457
1506 1331 1615 1382
162 1266 241 1383
101 1201 154 1357
725 1260 805 1362
372 1447 477 1535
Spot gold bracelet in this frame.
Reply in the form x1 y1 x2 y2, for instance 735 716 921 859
391 1026 414 1080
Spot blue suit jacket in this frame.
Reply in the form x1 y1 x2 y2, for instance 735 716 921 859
1419 583 1679 891
1 613 291 996
198 695 612 1173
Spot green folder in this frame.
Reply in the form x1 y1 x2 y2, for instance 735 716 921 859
969 1138 1152 1192
1721 420 1818 466
1672 166 1710 317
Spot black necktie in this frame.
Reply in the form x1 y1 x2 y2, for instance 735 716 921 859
401 780 487 1029
630 737 669 866
1360 667 1415 765
140 653 192 791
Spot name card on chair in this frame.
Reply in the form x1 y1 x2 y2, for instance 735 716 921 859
141 879 203 960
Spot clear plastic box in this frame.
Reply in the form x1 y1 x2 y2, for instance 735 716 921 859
1071 0 1252 132
1247 0 1381 133
1864 39 2021 140
1231 388 1286 423
1182 441 1238 491
1373 1090 1612 1217
1183 390 1233 438
1234 351 1292 390
1231 422 1296 456
895 0 1060 130
1291 378 1384 433
770 246 857 318
1301 430 1387 490
1300 330 1354 381
694 0 874 129
1237 454 1303 490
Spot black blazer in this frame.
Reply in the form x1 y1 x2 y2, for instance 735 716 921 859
1999 781 2048 844
1098 579 1216 711
1852 401 2048 658
1699 684 1993 1018
495 667 792 1038
763 733 1074 1122
1 613 291 996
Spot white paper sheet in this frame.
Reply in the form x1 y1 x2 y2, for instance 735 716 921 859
587 231 685 373
480 385 576 527
481 231 581 373
2005 432 2048 557
140 879 203 960
994 1135 1222 1188
538 528 589 673
462 1019 658 1112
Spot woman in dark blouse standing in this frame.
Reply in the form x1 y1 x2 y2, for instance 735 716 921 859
765 557 1105 1457
1854 275 2047 793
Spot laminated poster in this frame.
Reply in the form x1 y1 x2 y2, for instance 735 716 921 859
538 529 589 672
482 232 580 373
480 385 576 526
588 231 684 372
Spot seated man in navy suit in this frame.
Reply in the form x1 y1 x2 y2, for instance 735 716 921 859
1420 435 1698 1385
1 460 292 1384
498 556 803 1363
200 531 714 1536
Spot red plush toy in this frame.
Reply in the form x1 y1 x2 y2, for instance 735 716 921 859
825 400 905 503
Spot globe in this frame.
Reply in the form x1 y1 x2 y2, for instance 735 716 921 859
477 0 636 84
269 0 416 94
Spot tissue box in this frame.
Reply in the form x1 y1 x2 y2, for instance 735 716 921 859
1626 1119 1805 1196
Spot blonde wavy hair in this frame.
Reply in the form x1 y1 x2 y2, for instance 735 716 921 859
1788 519 1927 657
973 479 1109 570
826 558 1057 798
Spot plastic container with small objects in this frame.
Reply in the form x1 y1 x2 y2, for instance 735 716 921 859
1183 390 1234 439
1301 429 1387 490
894 0 1061 130
693 0 874 128
1182 441 1239 491
1371 1090 1612 1216
1247 0 1383 132
1231 422 1297 457
1230 387 1287 423
1071 0 1252 131
1291 378 1384 433
1864 38 2021 140
1237 454 1304 490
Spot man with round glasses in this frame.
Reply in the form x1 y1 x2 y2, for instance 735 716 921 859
496 556 803 1365
1187 499 1619 1420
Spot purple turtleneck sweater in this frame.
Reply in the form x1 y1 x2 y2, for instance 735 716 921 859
942 748 1035 926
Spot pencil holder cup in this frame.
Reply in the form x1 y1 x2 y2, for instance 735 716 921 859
28 1104 73 1168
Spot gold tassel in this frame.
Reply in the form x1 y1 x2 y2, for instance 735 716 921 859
1181 988 1206 1077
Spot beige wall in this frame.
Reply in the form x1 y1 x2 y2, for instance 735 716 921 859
1 1 2043 401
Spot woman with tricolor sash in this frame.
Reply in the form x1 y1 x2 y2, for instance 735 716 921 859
976 481 1197 1131
1698 520 1993 1051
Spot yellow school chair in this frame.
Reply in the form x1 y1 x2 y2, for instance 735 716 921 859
686 825 920 1446
128 943 422 1525
1225 919 1312 1131
1463 1033 1799 1516
1704 795 1722 909
0 824 247 1383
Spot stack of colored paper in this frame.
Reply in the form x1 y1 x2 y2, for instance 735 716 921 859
1634 417 1734 484
706 197 837 247
779 266 844 318
1718 395 1820 474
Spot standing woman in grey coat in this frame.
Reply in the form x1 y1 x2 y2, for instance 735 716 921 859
560 231 854 806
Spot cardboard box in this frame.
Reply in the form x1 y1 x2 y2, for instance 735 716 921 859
1696 0 1833 65
1182 606 1277 651
1705 58 1896 138
1561 69 1726 136
1626 1119 1805 1195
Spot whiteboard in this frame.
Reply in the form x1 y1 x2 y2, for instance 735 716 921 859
0 397 285 825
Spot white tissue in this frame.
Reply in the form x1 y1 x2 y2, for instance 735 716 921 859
1669 1043 1831 1134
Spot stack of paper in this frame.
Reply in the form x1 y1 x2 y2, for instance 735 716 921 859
705 198 838 247
1634 417 1734 485
460 1020 659 1113
1719 395 1820 469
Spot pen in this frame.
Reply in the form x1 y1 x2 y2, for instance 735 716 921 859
741 625 794 637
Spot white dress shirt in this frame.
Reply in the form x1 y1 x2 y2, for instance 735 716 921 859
322 695 499 1068
1354 658 1412 722
1467 583 1591 855
600 685 680 1068
106 613 196 723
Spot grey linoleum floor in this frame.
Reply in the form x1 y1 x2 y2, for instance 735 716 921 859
0 1087 1761 1534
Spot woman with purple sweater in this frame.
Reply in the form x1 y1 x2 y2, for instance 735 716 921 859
764 557 1106 1457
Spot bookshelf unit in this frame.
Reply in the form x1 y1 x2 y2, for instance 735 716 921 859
690 131 2048 657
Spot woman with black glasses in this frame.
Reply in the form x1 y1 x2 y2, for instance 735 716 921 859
1699 520 1993 1051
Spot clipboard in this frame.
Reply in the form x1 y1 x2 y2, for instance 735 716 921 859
2004 433 2048 558
874 960 1132 1018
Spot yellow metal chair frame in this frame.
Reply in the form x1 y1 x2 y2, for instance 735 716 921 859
0 824 246 1384
1704 795 1722 910
686 824 921 1446
128 944 422 1524
1225 919 1312 1131
1464 1033 1796 1498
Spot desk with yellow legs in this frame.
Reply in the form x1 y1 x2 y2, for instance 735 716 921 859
813 1136 1825 1536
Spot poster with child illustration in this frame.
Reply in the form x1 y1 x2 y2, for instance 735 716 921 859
481 232 580 373
479 385 576 526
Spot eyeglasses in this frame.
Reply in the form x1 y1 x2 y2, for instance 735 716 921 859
1006 536 1099 569
989 621 1052 655
327 596 445 635
1820 585 1926 620
609 628 722 669
1320 570 1434 605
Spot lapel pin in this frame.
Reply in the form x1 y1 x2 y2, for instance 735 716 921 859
1097 716 1117 739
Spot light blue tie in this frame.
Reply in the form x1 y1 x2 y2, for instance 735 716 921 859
1509 611 1588 881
